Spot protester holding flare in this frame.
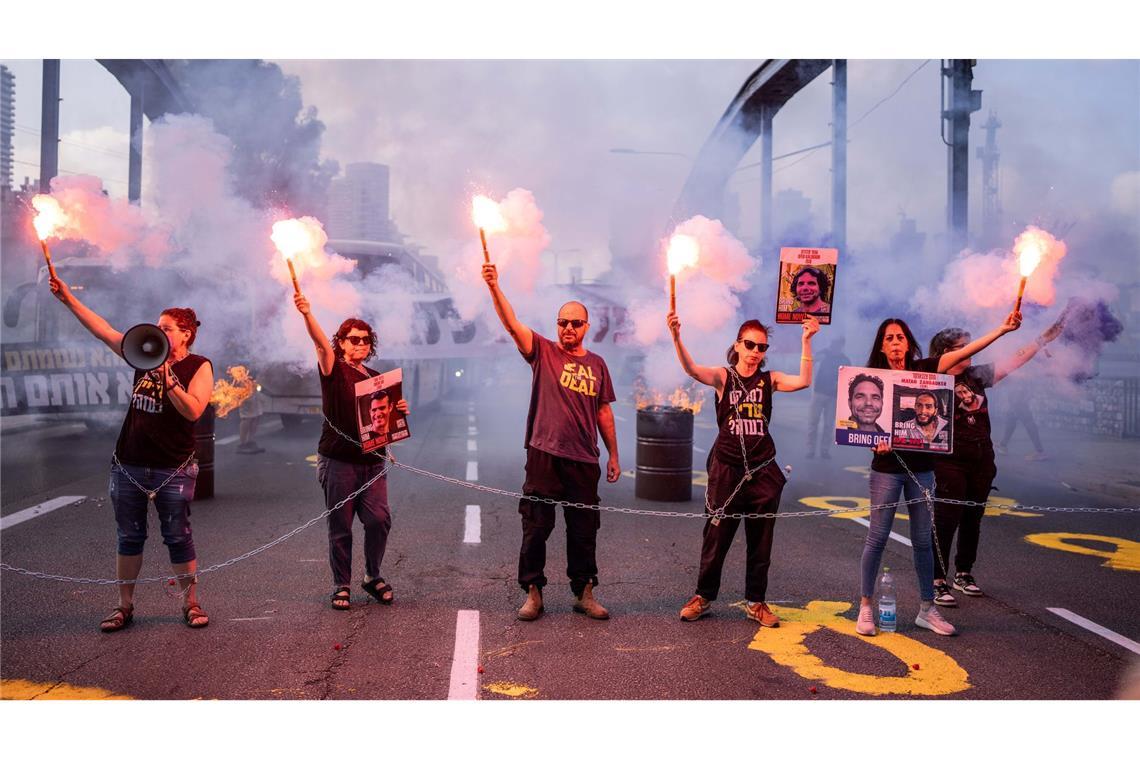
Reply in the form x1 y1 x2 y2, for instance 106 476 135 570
482 261 619 622
48 275 214 632
668 310 819 626
292 293 409 610
855 313 1022 638
926 314 1063 607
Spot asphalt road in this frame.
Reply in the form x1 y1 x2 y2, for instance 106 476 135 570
2 376 1138 700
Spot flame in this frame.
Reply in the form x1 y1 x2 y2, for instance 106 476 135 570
633 376 705 414
210 365 255 418
31 194 69 241
666 234 700 275
471 195 506 233
271 218 322 262
1013 227 1050 277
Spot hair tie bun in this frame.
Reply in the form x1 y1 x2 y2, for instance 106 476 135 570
195 320 201 327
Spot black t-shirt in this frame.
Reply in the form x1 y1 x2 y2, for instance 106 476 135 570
712 368 777 468
947 363 996 452
871 356 937 474
318 360 385 465
115 354 211 468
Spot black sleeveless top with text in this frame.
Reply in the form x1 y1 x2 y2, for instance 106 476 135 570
115 354 211 468
711 368 776 468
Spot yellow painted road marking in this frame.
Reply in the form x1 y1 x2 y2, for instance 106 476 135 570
744 601 971 696
483 681 538 698
1 679 132 700
799 495 1040 521
1024 532 1140 572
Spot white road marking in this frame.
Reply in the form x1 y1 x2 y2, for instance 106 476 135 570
467 439 477 452
1 496 86 531
466 461 479 482
693 445 707 454
217 434 240 445
614 414 628 422
1047 607 1140 656
229 617 274 622
298 559 324 563
852 517 912 547
468 414 476 423
468 426 477 436
464 505 481 544
447 610 481 700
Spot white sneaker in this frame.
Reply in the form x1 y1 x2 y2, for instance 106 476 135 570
856 603 876 636
915 605 957 636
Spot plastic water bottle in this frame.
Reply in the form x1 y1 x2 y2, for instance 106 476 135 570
877 567 897 633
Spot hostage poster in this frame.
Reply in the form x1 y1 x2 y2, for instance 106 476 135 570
354 368 410 453
775 246 837 324
834 365 954 453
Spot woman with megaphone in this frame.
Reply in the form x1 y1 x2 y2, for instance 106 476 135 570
49 276 214 632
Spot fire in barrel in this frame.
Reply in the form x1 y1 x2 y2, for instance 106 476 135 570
633 379 705 502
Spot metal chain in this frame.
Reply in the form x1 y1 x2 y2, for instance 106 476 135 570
111 452 197 502
4 415 1138 586
893 452 950 577
0 458 391 586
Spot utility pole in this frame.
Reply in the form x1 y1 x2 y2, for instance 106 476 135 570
941 60 982 253
977 110 1002 247
39 60 60 193
831 60 848 252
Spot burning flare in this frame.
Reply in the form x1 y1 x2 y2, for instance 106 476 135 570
1015 233 1046 278
666 234 700 275
210 365 256 418
32 195 69 240
271 217 327 293
471 195 507 233
30 194 67 279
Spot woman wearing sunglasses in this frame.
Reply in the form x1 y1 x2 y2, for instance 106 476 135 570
294 294 409 610
667 311 819 625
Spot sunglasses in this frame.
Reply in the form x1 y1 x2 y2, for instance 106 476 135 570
343 335 374 346
556 319 587 329
739 339 769 352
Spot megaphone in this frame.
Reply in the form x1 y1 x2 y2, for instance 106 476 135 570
121 323 170 371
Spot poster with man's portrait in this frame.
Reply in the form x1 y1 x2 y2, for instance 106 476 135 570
354 368 410 453
833 366 954 454
775 247 838 325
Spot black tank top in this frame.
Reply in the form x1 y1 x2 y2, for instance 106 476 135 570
711 368 776 468
115 354 211 468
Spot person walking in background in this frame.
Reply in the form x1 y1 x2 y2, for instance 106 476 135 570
806 335 849 458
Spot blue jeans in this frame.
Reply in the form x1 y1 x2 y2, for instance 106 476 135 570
109 462 198 563
317 455 391 587
860 469 935 601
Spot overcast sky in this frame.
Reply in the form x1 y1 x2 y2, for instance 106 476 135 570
3 58 1137 280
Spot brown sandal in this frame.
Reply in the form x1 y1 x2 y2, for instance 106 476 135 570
183 604 209 628
100 605 134 633
331 587 351 610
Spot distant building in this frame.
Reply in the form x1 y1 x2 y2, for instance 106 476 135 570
326 162 396 242
1 65 15 195
774 188 813 242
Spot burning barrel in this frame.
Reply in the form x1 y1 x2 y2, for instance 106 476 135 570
635 405 694 502
193 404 216 500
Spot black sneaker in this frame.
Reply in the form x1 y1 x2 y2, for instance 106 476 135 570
953 573 983 596
933 580 957 607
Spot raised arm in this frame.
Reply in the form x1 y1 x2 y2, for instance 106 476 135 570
293 292 335 376
597 402 620 483
666 311 726 393
772 315 820 392
993 314 1064 384
49 276 124 357
482 263 534 356
935 311 1022 373
164 360 214 422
